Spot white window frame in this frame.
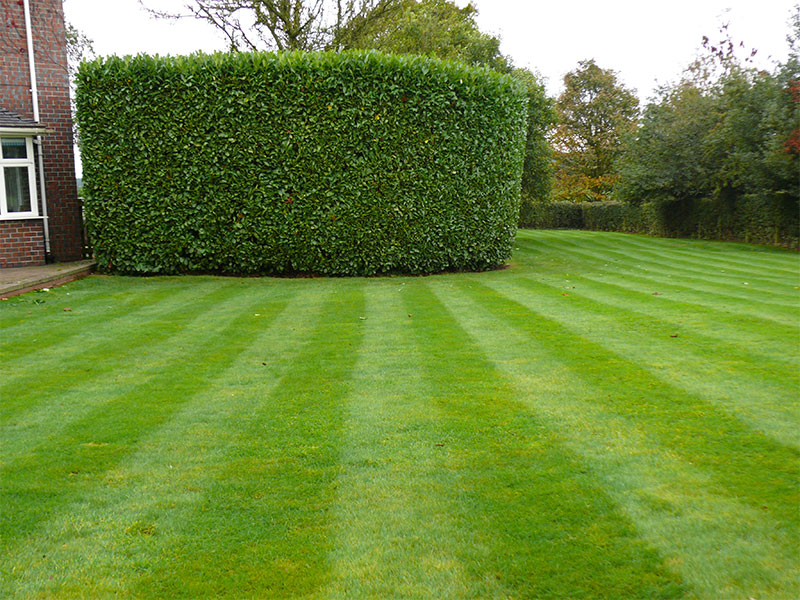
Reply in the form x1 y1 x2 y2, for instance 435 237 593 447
0 136 39 219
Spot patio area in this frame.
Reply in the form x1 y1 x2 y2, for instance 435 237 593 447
0 260 95 298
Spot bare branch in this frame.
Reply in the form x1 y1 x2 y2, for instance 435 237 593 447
142 0 403 52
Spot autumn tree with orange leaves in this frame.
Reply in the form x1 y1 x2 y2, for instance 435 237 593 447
550 59 638 203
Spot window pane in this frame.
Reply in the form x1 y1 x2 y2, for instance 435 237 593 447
1 138 27 159
5 167 31 212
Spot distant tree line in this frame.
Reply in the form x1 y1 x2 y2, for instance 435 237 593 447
516 10 799 246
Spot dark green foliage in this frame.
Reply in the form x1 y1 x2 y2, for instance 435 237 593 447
511 68 554 204
520 199 798 248
615 16 799 249
656 195 799 247
339 0 512 71
76 51 528 275
615 84 719 207
519 201 654 232
519 201 584 229
613 71 800 247
337 2 553 209
581 201 656 233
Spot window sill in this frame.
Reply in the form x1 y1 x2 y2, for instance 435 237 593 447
0 215 44 221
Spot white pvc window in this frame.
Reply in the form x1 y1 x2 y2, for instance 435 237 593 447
0 137 39 219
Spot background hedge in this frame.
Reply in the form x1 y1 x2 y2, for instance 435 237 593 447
76 51 528 275
520 199 798 248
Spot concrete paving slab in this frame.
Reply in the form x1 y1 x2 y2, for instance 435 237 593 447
0 260 96 298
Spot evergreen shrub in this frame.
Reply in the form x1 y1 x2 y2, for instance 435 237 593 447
519 199 797 248
76 51 528 275
518 201 582 229
581 201 656 234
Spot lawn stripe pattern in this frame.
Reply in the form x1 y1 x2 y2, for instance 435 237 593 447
2 281 301 598
398 282 685 599
521 234 799 315
434 280 798 598
0 275 186 343
1 282 287 550
0 280 254 459
455 279 799 540
591 230 799 274
508 276 799 447
1 230 797 599
134 280 366 599
552 231 797 292
531 271 798 367
322 282 492 599
0 279 238 421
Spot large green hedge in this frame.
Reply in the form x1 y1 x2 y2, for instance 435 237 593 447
76 51 528 275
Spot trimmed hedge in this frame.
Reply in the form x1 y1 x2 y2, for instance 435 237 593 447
655 195 799 247
520 199 798 248
518 201 584 230
581 201 656 234
76 51 528 275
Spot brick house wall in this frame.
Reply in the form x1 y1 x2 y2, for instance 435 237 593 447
1 0 83 266
0 219 44 266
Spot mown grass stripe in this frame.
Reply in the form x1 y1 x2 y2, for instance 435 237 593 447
0 277 177 355
581 267 800 328
506 276 799 448
561 230 800 271
0 230 796 598
521 236 800 326
522 235 798 308
582 230 800 277
0 280 252 448
525 270 799 366
398 280 685 599
526 229 800 274
542 230 800 281
434 281 799 599
0 283 286 551
580 268 798 327
129 281 366 600
455 279 800 546
1 282 316 599
522 230 797 299
321 281 496 599
562 232 798 294
0 278 240 417
0 275 171 338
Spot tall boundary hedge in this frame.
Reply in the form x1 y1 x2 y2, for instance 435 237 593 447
520 199 799 249
76 51 528 275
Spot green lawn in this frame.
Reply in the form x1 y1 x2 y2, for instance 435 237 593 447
1 230 798 599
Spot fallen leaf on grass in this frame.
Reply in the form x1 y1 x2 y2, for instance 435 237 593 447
670 334 679 338
652 292 662 296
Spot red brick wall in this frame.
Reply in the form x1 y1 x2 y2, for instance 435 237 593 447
1 0 83 264
0 219 45 267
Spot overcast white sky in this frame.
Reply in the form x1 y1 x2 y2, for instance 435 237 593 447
63 0 796 102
